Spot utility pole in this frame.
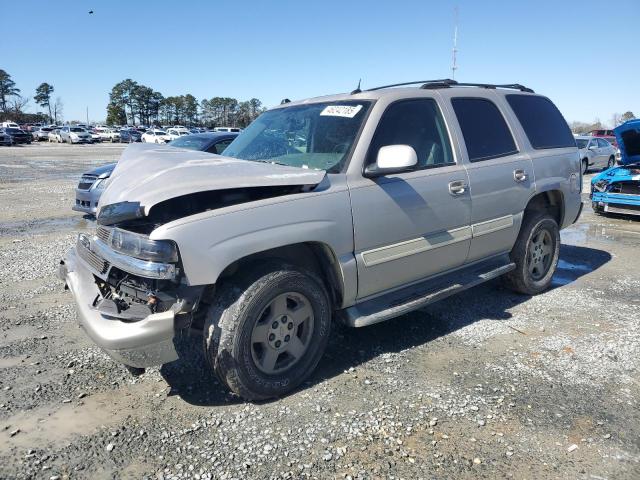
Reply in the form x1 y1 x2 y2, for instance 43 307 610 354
451 7 459 80
86 106 89 127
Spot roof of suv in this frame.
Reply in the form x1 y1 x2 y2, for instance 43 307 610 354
277 79 537 109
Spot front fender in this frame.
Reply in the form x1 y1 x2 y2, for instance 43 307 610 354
151 187 356 290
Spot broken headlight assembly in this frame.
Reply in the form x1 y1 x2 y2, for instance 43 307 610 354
592 180 610 193
108 228 178 263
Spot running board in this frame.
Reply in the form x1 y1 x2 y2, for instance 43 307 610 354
342 256 515 328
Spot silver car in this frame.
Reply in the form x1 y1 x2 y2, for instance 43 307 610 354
60 126 92 144
575 135 617 173
59 80 582 400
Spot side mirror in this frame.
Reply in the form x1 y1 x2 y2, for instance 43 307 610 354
364 145 418 177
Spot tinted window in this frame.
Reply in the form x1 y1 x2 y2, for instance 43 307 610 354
451 98 517 162
597 138 610 148
210 139 233 154
367 99 454 169
506 95 574 149
576 138 588 149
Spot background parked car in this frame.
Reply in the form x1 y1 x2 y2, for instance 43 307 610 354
168 131 238 154
166 127 191 141
213 126 242 132
119 128 142 143
60 126 92 144
73 132 237 215
32 126 54 141
587 128 618 148
48 129 64 143
575 135 617 172
141 129 171 143
1 127 32 144
88 129 102 143
0 130 12 146
95 127 120 143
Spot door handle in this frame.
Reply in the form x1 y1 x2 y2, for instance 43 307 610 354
448 180 468 196
513 169 527 183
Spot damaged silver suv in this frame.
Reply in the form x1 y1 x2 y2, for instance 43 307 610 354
58 80 583 400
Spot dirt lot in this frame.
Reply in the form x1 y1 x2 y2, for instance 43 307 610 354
0 143 639 479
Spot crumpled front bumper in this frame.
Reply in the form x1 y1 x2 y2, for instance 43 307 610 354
57 246 179 368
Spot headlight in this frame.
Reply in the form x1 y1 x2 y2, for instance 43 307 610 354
92 178 110 190
108 228 178 263
593 180 609 192
70 133 78 139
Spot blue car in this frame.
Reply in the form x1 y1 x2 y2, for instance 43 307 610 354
591 119 640 217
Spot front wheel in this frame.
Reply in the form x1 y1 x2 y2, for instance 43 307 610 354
203 264 331 401
582 159 589 174
606 156 615 170
503 213 560 295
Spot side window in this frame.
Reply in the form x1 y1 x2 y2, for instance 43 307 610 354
597 138 609 148
210 139 233 155
451 97 518 162
505 94 575 149
367 98 454 169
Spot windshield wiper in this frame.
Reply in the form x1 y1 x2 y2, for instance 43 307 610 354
250 159 291 167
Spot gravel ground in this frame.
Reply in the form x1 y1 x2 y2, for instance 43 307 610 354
0 143 639 479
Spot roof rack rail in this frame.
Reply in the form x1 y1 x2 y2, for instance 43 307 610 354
360 79 534 93
365 79 455 91
448 82 535 93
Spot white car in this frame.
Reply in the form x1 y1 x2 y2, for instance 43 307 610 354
95 127 121 143
575 135 617 173
166 128 191 141
213 126 242 133
141 129 171 144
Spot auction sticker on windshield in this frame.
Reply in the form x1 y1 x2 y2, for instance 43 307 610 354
320 105 363 118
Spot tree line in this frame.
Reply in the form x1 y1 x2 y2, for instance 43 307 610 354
0 69 63 124
107 79 266 128
569 111 635 134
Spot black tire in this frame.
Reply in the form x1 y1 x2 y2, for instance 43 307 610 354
503 212 560 295
203 263 331 401
582 159 589 174
606 156 615 170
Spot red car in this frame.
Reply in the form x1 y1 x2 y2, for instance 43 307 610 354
588 129 618 147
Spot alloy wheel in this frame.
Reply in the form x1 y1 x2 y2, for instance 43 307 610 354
250 292 314 375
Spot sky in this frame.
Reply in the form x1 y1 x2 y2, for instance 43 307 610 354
3 0 639 125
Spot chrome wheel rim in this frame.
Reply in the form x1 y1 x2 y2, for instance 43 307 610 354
250 292 314 375
527 229 553 281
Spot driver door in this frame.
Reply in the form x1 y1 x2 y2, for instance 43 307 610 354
348 98 472 299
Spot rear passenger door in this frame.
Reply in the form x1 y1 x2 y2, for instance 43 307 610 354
448 95 535 263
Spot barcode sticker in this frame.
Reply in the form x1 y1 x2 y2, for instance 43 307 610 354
320 105 363 118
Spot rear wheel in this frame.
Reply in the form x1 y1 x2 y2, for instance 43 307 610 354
503 212 560 295
582 159 589 174
203 264 331 401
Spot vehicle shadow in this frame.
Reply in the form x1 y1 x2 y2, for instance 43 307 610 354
161 244 610 406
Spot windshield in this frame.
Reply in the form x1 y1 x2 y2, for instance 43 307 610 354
576 139 588 149
223 101 371 172
154 130 167 135
70 127 85 132
169 136 210 151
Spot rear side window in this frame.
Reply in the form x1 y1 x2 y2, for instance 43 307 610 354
506 95 575 149
451 98 518 162
368 98 454 169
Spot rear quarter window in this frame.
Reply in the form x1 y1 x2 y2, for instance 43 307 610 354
506 95 575 149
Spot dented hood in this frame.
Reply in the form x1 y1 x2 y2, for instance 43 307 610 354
98 143 326 214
